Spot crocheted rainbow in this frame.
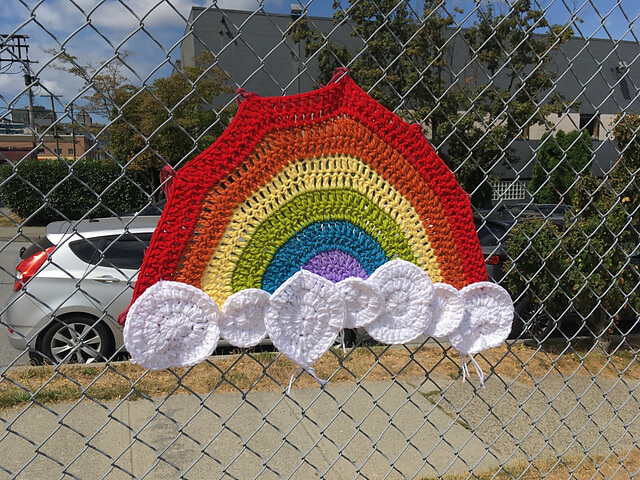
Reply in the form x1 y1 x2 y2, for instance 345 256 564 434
119 69 487 323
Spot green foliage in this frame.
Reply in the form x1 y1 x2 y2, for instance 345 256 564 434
0 158 150 225
439 0 574 207
505 217 573 325
47 51 233 197
528 130 593 204
104 52 233 193
612 112 640 170
507 117 640 337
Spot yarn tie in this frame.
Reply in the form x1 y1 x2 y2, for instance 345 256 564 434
460 354 486 388
286 366 328 395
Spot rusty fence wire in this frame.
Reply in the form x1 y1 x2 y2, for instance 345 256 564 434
0 0 640 478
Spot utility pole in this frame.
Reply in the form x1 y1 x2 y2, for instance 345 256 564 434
41 93 63 156
1 34 38 159
25 71 37 159
69 103 76 161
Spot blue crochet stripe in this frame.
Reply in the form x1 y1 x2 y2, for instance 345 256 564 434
261 220 389 293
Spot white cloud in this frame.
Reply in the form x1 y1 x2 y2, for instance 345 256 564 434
26 0 209 32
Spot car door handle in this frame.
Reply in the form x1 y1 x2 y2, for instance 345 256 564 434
91 275 121 284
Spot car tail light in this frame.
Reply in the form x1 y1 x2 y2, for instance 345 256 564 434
485 254 506 265
13 246 56 292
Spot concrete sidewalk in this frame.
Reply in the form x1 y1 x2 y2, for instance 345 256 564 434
0 371 637 479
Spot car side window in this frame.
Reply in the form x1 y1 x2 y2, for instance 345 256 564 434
69 237 103 265
70 233 153 270
98 233 153 270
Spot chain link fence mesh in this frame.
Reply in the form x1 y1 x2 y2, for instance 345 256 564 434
0 0 639 478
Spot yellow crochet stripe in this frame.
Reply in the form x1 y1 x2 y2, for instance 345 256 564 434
200 155 442 306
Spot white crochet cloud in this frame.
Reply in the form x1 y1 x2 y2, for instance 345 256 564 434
220 288 270 348
447 281 515 355
364 259 435 344
122 261 514 389
123 280 220 370
424 282 465 338
336 277 384 328
264 270 345 369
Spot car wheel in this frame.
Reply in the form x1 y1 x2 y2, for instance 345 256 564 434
34 316 114 365
522 300 560 342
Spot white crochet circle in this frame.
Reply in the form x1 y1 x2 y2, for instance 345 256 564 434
264 270 345 369
123 281 220 370
220 289 270 348
448 282 514 355
364 259 435 344
336 277 384 328
424 283 465 338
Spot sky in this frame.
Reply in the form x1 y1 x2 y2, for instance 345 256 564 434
0 0 638 125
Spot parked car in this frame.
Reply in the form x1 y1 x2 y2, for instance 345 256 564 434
474 214 558 340
4 216 159 364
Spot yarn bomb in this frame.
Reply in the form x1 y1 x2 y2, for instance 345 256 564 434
365 259 435 344
264 270 346 369
119 69 515 381
121 68 490 327
123 281 220 370
220 288 270 348
448 282 515 356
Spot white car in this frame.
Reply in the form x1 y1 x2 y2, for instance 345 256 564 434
3 216 159 364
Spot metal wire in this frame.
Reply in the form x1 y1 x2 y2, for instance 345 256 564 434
0 0 639 478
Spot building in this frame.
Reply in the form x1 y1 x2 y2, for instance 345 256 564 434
11 106 53 129
180 7 640 204
0 132 96 162
0 107 96 162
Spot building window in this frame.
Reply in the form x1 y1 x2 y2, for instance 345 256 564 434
580 113 600 139
37 148 45 154
68 149 74 155
54 148 62 154
492 180 526 202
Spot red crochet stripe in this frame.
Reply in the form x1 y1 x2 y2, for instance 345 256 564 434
118 71 486 324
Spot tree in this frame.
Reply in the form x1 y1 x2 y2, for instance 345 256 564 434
44 48 133 122
528 129 593 205
295 0 574 208
506 115 640 348
48 50 232 195
438 0 574 207
292 0 455 119
106 53 232 192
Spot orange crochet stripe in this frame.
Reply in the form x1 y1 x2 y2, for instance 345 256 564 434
174 116 467 289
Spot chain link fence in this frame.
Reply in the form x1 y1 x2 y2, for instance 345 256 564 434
0 0 639 478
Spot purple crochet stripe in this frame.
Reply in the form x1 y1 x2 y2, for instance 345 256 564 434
302 250 368 283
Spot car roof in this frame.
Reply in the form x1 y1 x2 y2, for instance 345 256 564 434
46 216 160 243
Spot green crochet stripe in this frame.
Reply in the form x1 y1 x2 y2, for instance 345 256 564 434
231 188 416 292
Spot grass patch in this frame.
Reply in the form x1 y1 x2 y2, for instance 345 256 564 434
0 210 23 227
424 447 640 479
1 341 640 411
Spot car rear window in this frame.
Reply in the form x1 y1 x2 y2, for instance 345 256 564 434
70 233 153 270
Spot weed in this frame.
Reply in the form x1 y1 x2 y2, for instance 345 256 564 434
80 367 100 377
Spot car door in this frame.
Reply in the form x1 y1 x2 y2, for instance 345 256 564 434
76 232 152 325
